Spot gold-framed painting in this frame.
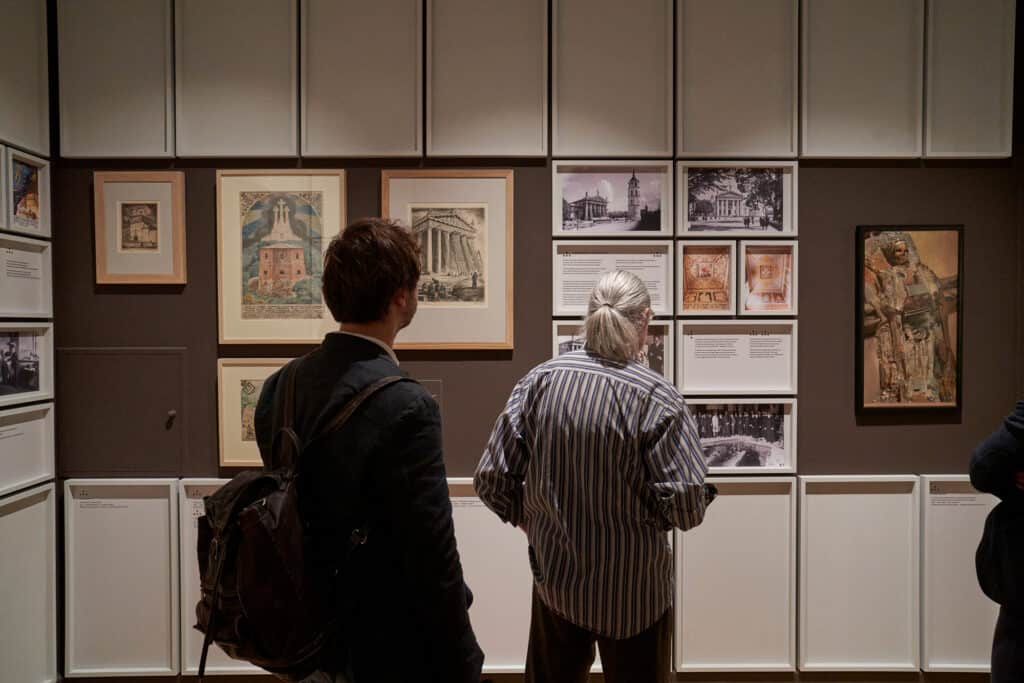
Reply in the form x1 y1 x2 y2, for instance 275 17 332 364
217 170 345 344
381 169 514 350
217 358 289 467
94 171 186 284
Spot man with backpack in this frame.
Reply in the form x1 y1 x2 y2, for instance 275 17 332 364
250 218 484 682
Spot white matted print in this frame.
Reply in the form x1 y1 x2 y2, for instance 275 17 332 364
553 160 672 237
552 320 674 381
0 233 52 318
5 148 50 238
217 170 345 344
679 161 796 237
0 322 53 409
553 240 673 317
678 320 797 395
217 358 289 467
678 240 737 316
382 169 514 350
686 398 796 474
740 240 798 316
0 402 55 498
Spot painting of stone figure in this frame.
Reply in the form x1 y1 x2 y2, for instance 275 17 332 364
240 378 263 442
11 159 41 232
687 167 783 232
858 226 962 410
240 191 323 320
559 168 665 233
410 204 487 306
118 201 159 252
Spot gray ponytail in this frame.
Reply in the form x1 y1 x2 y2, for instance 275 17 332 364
583 270 651 364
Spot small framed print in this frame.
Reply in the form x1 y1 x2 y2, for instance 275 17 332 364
857 225 963 411
686 398 796 474
0 233 53 318
552 160 672 237
678 240 737 316
0 322 54 409
94 172 186 284
4 148 50 238
552 319 675 381
552 240 674 317
0 146 7 230
678 320 797 396
217 358 288 467
679 161 796 237
740 240 797 316
382 169 513 350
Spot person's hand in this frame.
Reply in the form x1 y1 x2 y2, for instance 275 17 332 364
1015 472 1024 491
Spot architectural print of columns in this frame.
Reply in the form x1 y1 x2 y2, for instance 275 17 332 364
422 225 480 275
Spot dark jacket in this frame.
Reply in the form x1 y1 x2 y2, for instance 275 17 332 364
254 332 483 683
970 400 1024 610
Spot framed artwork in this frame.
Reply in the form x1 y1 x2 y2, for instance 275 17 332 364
552 240 674 317
678 240 736 316
678 320 797 396
740 240 798 316
217 170 345 344
0 322 54 409
0 146 6 230
0 402 55 497
552 160 672 237
0 233 53 318
552 319 675 381
686 398 796 474
857 225 963 411
5 148 50 238
381 169 514 350
217 358 289 467
93 171 186 284
678 161 796 237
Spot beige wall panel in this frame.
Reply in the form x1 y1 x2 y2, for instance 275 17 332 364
0 0 49 156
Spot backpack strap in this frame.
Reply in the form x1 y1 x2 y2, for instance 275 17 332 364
270 360 304 470
317 375 410 438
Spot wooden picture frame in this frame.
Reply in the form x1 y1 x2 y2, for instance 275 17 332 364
217 358 289 467
381 169 514 350
217 170 345 345
856 225 963 412
5 148 50 238
93 171 186 284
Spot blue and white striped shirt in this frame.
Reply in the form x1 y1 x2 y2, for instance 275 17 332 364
474 351 708 638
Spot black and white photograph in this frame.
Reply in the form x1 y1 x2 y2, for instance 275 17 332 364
0 332 40 396
553 321 672 379
118 201 159 252
689 401 793 471
681 163 795 236
410 204 487 306
554 162 671 236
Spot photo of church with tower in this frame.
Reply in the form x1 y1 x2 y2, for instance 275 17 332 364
559 168 663 233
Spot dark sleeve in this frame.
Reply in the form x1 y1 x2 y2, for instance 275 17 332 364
254 370 281 468
390 394 484 682
970 424 1024 503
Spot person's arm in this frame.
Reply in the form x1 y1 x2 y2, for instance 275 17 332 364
392 394 483 683
474 376 532 526
970 426 1024 502
643 402 710 531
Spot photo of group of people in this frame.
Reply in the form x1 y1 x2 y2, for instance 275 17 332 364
689 402 789 470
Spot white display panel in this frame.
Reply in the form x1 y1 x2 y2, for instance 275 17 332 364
553 0 673 156
0 321 54 408
0 483 57 683
178 480 261 675
552 320 675 382
175 0 298 157
799 476 920 671
921 475 999 672
65 479 179 677
552 241 673 317
0 0 49 156
58 0 175 158
428 0 546 157
302 0 422 157
0 402 54 497
801 0 924 158
685 398 796 474
676 477 796 671
0 233 53 318
677 0 798 157
677 320 797 396
925 0 1015 158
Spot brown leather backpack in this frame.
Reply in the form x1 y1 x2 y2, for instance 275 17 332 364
193 361 407 680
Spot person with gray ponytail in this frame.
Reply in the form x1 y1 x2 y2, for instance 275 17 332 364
475 271 716 683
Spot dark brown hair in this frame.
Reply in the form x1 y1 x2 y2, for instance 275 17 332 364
322 218 421 323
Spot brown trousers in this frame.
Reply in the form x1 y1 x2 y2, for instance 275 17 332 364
524 590 672 683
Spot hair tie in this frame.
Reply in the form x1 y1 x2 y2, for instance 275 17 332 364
601 302 613 309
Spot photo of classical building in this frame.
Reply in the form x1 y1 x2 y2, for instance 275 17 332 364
411 205 487 305
687 167 784 232
559 168 663 233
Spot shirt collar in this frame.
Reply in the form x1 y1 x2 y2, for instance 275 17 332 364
337 331 399 365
